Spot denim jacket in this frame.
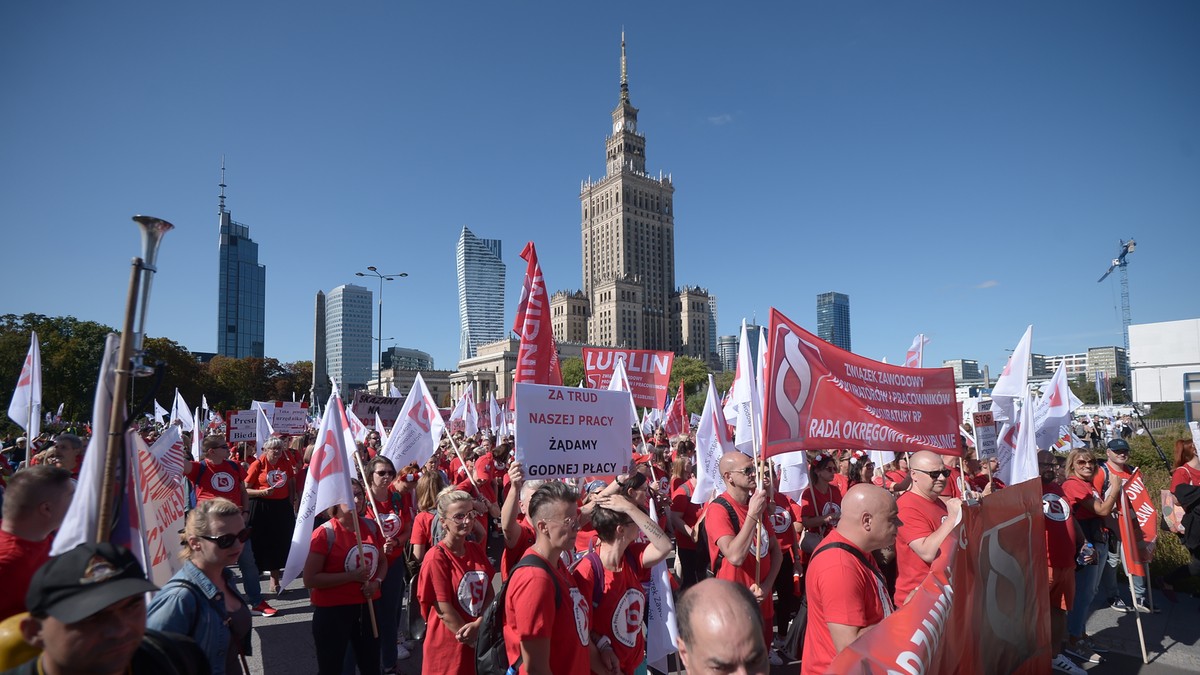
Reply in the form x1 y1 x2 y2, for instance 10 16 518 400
146 561 250 675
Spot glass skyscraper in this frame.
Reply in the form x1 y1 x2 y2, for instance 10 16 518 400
216 175 266 359
456 226 505 363
326 284 373 398
816 291 851 351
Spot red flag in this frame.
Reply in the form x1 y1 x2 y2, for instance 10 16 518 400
761 308 959 458
512 242 561 387
663 382 689 437
1118 468 1157 576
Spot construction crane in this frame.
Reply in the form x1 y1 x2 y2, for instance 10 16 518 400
1097 238 1136 353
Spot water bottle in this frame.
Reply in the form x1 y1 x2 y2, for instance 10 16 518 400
1076 542 1094 566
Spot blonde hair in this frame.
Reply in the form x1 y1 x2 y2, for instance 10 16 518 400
1065 449 1097 479
435 488 474 518
181 497 242 561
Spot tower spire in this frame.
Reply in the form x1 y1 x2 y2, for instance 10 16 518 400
620 30 629 102
218 154 227 213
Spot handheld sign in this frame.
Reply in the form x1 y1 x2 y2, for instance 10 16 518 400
226 410 257 443
514 382 631 479
972 411 997 460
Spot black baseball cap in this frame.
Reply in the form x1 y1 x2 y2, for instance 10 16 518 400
27 542 158 624
1106 439 1131 454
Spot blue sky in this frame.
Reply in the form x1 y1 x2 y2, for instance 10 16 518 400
2 1 1197 377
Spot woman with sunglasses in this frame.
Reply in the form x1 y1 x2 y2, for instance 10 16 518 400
799 453 843 555
415 489 495 675
303 478 387 675
148 498 252 675
365 456 412 670
1061 449 1122 662
245 437 296 594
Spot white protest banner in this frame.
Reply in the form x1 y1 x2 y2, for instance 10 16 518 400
513 382 631 479
972 411 997 460
351 391 406 429
226 410 258 443
133 428 187 585
272 401 310 434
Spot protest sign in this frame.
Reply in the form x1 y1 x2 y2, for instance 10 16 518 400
762 308 960 457
513 382 631 479
828 479 1051 674
133 428 187 586
351 392 405 429
1118 468 1157 575
251 400 310 435
972 411 997 460
582 348 674 409
226 409 257 443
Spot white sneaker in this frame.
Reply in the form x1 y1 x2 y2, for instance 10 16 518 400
769 650 784 666
1051 653 1086 675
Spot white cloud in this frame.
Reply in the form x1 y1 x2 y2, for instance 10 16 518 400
707 113 733 126
975 280 999 289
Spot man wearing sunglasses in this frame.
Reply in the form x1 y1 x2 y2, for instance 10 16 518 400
1094 439 1154 613
893 451 963 607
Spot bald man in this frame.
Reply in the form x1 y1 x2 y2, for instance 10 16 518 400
677 578 770 675
893 450 963 606
802 484 900 674
703 451 781 657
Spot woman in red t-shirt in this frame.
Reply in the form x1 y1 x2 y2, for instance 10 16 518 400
416 489 496 675
302 478 387 675
410 470 449 564
1165 438 1200 592
799 453 843 556
668 458 704 589
366 456 409 671
245 437 296 593
1061 449 1120 647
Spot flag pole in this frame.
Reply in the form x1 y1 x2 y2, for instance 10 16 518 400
1119 483 1148 664
443 429 485 501
346 498 380 638
750 404 763 580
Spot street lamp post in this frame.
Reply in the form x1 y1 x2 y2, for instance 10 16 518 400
356 267 407 394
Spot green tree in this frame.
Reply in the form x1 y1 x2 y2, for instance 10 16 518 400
1070 375 1098 406
560 358 586 388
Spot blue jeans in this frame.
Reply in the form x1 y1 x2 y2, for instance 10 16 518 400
238 541 263 606
1099 544 1147 605
1068 540 1107 638
379 562 407 669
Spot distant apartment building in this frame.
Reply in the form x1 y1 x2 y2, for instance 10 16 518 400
1087 346 1129 382
943 359 982 383
1045 352 1088 380
326 284 372 398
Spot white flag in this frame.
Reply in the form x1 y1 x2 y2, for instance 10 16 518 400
153 400 169 425
379 373 446 470
449 384 479 437
1033 362 1083 450
280 392 356 589
646 499 679 668
201 395 210 412
606 357 640 429
7 331 42 445
488 393 510 438
344 405 369 444
997 394 1039 486
135 426 188 585
191 408 204 460
904 334 929 368
773 451 811 500
389 384 403 398
170 389 194 432
255 406 276 458
53 334 118 555
374 411 389 448
693 375 732 504
991 325 1032 423
722 320 760 456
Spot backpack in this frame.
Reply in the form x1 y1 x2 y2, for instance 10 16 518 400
579 547 640 610
695 496 739 576
475 554 562 675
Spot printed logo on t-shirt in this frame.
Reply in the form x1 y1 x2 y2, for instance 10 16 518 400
769 505 793 534
821 502 841 518
748 523 771 558
1042 493 1071 522
210 472 236 493
569 586 590 646
457 570 488 617
379 512 402 539
344 543 380 577
266 469 287 488
612 588 645 648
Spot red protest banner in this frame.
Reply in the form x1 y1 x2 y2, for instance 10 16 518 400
512 242 561 388
762 308 960 458
1118 468 1157 575
829 479 1052 674
582 347 674 409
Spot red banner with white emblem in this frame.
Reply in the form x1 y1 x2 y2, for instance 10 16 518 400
1117 468 1157 576
512 242 562 388
829 479 1052 674
761 308 960 458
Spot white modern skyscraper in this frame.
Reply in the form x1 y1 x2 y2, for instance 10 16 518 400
326 283 372 398
456 226 505 363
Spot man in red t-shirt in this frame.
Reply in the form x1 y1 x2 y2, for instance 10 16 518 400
1038 450 1088 675
182 436 273 616
677 578 770 675
803 484 899 674
1094 439 1151 612
504 481 607 674
703 451 781 660
0 466 73 621
894 450 963 606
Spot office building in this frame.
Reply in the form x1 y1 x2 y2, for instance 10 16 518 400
1087 346 1129 382
816 292 851 351
1045 353 1088 380
381 346 434 371
456 227 506 361
707 296 719 365
326 284 372 398
943 359 982 383
718 335 738 372
1128 318 1200 407
312 291 330 404
216 166 266 358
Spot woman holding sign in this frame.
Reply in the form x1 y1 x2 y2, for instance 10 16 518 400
245 437 296 594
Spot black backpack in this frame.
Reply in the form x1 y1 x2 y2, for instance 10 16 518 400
695 496 739 576
475 554 562 675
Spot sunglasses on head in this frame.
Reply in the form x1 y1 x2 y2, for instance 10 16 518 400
198 527 252 549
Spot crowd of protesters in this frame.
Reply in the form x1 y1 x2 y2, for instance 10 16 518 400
0 414 1197 675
